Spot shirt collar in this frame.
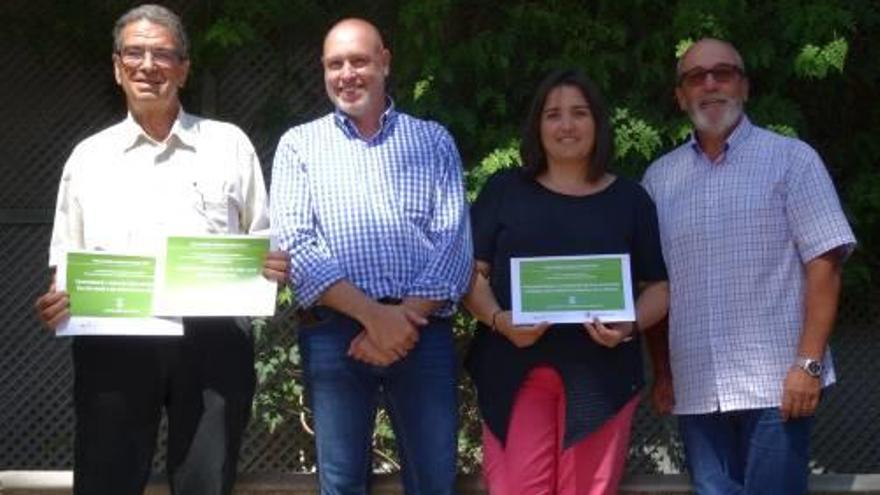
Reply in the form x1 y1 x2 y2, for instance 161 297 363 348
688 114 753 161
332 96 398 142
120 107 197 151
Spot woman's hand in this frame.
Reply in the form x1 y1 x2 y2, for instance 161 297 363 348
584 318 635 348
494 311 550 348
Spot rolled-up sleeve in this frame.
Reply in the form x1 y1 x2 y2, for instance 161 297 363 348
270 129 345 308
407 127 473 303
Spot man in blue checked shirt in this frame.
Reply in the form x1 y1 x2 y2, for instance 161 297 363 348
270 17 472 495
642 38 856 494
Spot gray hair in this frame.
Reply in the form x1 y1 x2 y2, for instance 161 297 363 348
112 4 190 59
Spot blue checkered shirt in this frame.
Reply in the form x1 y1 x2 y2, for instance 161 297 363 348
270 103 472 316
642 116 856 414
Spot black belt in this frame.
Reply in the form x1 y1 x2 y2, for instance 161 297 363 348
297 297 403 326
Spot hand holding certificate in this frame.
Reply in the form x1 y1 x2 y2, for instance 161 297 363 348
57 251 183 336
153 235 277 317
510 254 635 326
56 234 279 337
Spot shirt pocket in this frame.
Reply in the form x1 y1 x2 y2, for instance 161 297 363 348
192 177 232 233
395 164 435 229
720 176 788 245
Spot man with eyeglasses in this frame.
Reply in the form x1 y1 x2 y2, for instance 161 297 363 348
642 38 855 493
33 4 288 494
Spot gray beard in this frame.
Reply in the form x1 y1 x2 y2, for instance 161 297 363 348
691 98 743 137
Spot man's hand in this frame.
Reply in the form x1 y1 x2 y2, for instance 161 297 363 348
262 250 290 282
644 317 674 415
348 330 398 366
779 250 841 421
318 282 426 358
401 296 441 320
362 303 425 357
781 367 821 420
650 372 675 415
584 319 634 348
34 281 69 331
495 311 550 348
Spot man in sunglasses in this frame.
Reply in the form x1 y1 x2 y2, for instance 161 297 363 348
642 38 855 493
34 4 288 494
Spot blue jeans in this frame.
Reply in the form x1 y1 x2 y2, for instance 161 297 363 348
299 307 458 495
678 408 812 495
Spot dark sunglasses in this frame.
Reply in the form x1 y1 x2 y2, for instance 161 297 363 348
678 64 744 87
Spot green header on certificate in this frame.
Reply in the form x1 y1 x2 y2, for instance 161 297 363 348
519 257 624 312
164 236 269 290
66 252 156 317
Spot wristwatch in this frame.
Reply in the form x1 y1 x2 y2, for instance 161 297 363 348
794 357 823 378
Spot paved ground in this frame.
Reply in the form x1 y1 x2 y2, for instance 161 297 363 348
2 472 880 494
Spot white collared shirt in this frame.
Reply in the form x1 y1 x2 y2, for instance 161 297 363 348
49 110 268 266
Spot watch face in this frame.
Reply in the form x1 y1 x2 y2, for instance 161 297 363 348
807 361 822 376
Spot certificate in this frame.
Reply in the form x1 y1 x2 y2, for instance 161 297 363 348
511 254 635 325
56 251 183 337
153 235 277 317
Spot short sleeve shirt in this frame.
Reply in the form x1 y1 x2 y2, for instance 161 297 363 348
641 116 856 414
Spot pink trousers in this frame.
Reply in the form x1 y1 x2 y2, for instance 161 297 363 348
482 366 640 495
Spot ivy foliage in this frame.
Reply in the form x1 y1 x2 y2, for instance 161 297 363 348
10 0 878 474
389 0 878 292
247 0 878 472
10 0 875 289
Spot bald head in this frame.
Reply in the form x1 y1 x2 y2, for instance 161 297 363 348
677 38 744 80
674 37 749 145
323 18 386 57
321 18 391 137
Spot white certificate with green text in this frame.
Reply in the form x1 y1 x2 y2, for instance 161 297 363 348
510 254 635 325
153 234 277 317
56 251 183 337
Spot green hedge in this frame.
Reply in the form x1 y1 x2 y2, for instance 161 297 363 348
11 0 877 473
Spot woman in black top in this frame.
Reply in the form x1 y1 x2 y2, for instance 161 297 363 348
463 69 669 494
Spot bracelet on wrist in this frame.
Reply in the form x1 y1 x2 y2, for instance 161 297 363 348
490 310 503 332
621 320 639 343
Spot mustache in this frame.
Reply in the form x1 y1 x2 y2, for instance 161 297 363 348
697 94 734 106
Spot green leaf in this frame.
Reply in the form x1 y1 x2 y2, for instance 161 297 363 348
794 37 848 79
203 18 256 49
465 140 521 202
612 108 663 161
765 124 798 138
277 285 294 307
674 38 694 59
413 76 434 102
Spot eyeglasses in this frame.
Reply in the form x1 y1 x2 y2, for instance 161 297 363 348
117 46 184 69
678 64 744 87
